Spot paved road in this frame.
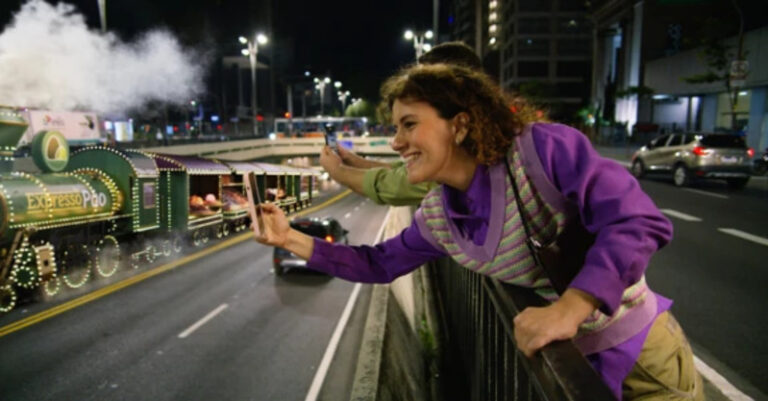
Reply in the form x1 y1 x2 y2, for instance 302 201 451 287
0 190 389 401
597 147 768 399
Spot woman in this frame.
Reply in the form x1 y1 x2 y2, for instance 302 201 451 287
256 64 702 400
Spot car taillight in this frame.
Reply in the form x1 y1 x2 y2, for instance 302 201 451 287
325 235 334 243
273 258 281 264
692 146 710 156
747 147 754 158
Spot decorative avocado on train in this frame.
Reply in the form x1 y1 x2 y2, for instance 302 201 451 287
0 106 320 313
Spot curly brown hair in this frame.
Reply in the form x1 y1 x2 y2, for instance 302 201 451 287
379 63 541 164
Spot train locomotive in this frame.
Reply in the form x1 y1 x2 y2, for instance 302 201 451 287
0 106 320 313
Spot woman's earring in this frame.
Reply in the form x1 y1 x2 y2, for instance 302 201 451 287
455 136 462 145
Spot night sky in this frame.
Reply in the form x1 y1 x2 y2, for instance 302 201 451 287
0 0 435 100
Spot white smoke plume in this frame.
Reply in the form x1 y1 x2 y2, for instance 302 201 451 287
0 0 205 114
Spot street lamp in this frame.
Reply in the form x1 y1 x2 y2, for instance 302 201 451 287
239 33 268 136
338 90 351 113
404 29 434 60
314 76 331 115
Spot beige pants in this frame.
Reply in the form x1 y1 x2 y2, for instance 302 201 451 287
622 312 705 400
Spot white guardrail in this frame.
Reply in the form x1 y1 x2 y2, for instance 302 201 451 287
142 137 398 161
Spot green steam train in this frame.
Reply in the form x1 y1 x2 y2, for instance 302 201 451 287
0 107 320 313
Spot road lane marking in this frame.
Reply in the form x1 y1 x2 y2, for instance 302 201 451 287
683 188 729 199
660 209 702 222
304 284 361 401
0 189 353 338
178 303 228 339
305 208 392 401
354 206 359 211
693 356 754 401
344 212 352 219
718 228 768 247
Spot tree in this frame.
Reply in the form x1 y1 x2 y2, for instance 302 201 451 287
683 11 748 132
344 99 378 125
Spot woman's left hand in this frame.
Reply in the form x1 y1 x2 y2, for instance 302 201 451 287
513 288 600 358
319 145 343 173
513 303 580 358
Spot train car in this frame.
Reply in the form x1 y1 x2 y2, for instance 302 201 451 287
148 153 233 248
250 162 295 211
216 160 266 235
67 146 162 266
287 165 320 209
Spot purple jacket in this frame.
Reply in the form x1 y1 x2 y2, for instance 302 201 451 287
308 123 674 399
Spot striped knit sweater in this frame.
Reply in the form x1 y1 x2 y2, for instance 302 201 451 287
419 146 650 334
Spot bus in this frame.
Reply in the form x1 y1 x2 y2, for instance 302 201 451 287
272 116 368 139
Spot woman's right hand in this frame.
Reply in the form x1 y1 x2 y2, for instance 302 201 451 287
253 202 291 248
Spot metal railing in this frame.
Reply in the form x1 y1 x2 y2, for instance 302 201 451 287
430 258 615 401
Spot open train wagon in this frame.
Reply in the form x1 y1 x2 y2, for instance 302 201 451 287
149 153 233 247
216 160 267 234
249 162 298 212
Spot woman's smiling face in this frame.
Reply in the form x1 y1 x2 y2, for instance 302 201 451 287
391 99 464 184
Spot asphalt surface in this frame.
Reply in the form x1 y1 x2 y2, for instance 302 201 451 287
0 187 389 401
598 146 768 399
640 177 768 399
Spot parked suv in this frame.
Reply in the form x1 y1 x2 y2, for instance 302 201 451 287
272 217 348 275
631 133 754 189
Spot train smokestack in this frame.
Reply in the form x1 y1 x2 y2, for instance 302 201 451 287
0 106 28 172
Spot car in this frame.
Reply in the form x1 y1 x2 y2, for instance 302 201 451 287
631 133 754 189
272 216 349 275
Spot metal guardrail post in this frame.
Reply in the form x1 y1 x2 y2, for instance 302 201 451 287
431 260 615 401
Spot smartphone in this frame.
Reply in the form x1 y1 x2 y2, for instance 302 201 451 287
244 171 265 237
324 124 338 152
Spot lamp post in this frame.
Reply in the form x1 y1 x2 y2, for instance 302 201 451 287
338 90 351 113
97 0 106 33
404 29 434 60
239 33 268 136
314 76 331 115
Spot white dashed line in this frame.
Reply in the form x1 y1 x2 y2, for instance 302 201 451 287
178 303 228 339
694 356 755 401
682 188 729 199
344 212 352 219
660 209 702 222
354 206 360 211
717 228 768 247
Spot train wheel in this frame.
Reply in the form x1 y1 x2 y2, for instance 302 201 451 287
161 240 172 257
130 253 141 269
222 223 231 237
146 246 157 264
192 230 204 247
215 225 224 239
0 284 17 313
41 277 61 298
202 230 210 244
172 236 184 254
94 235 121 278
10 245 40 290
61 245 92 289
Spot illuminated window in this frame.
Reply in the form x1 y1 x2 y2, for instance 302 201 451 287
143 182 156 209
